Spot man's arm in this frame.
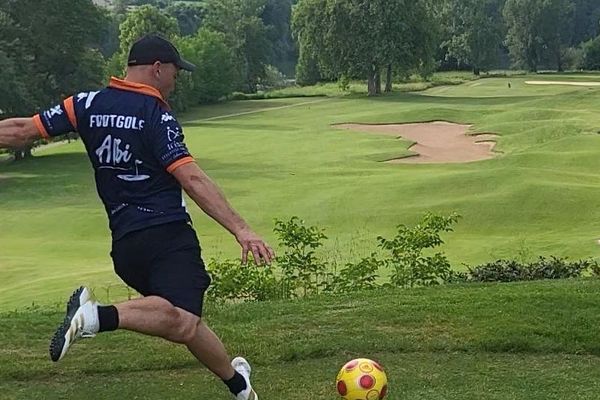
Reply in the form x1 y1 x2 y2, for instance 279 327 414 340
171 162 275 265
0 118 41 149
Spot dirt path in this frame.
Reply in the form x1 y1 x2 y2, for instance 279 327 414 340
200 98 331 121
335 121 498 164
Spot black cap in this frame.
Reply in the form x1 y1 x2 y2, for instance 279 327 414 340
127 34 196 72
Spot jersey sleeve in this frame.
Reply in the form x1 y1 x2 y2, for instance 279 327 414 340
33 96 79 139
147 108 194 173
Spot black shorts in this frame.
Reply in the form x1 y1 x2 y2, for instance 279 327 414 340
111 221 211 317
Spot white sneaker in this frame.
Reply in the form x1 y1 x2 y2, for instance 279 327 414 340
232 357 258 400
49 286 99 362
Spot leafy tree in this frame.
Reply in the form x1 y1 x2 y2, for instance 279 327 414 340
570 0 600 46
440 0 503 75
0 9 38 116
582 35 600 70
293 0 437 96
108 5 179 77
503 0 574 71
165 2 207 36
262 0 297 76
295 49 321 86
0 0 106 159
175 28 238 104
2 0 107 101
204 0 270 93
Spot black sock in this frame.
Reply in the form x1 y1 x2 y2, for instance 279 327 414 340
98 305 119 332
223 371 247 395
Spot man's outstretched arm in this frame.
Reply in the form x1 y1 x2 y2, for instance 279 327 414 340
171 161 275 265
0 118 41 149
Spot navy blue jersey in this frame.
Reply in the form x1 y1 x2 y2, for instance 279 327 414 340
33 77 195 240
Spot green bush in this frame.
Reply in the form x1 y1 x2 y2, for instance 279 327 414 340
467 257 596 283
260 65 289 90
591 263 600 277
206 258 279 302
330 254 382 293
378 213 460 287
467 259 526 282
273 216 329 297
337 75 351 92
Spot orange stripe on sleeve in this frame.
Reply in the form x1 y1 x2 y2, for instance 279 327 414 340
63 96 77 130
32 115 50 139
166 156 195 173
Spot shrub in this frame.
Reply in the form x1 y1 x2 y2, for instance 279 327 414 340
206 258 279 302
274 217 329 297
591 262 600 277
467 257 596 283
337 75 351 92
528 257 591 280
331 254 382 293
260 65 289 90
378 213 460 287
468 259 526 282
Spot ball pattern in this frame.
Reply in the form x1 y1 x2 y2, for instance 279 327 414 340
335 358 388 400
359 375 375 389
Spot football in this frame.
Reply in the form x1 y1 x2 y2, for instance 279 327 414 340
336 358 388 400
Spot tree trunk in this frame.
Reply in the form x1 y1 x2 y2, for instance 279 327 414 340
473 67 481 76
385 64 393 93
367 74 376 96
375 70 381 95
556 51 563 72
12 147 33 161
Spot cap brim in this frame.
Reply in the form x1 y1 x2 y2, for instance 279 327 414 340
177 58 196 72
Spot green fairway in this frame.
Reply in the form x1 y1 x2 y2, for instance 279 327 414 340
3 75 600 308
2 279 600 399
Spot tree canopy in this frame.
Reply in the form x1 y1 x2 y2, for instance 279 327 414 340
293 0 437 95
4 0 600 128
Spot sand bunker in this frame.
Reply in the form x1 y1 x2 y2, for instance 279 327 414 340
335 121 498 164
525 80 600 87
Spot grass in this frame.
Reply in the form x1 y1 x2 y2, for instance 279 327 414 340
3 73 600 308
1 279 600 399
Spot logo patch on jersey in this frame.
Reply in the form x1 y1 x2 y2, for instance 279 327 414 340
95 135 132 164
161 112 175 124
77 91 100 109
117 160 150 182
44 105 63 120
167 125 182 142
50 105 63 116
90 114 145 131
96 136 150 182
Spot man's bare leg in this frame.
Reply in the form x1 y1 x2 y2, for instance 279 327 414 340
50 289 258 399
116 296 235 379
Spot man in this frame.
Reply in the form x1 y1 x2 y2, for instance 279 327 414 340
0 34 274 400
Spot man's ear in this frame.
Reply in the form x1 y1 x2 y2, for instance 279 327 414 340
153 61 162 78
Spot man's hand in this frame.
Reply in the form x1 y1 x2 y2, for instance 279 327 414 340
235 228 276 265
172 162 276 265
0 118 40 149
